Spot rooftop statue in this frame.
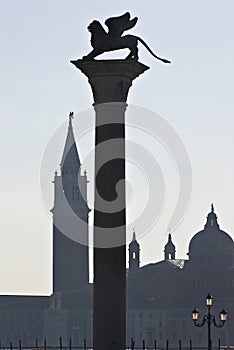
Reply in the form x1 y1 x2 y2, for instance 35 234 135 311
82 12 171 63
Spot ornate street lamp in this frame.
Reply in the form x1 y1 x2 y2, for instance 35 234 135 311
206 293 213 306
192 293 227 350
192 308 199 321
220 309 227 322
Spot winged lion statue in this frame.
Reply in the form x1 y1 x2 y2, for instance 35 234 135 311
82 12 171 63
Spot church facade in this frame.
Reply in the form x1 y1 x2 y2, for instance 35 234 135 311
0 114 234 348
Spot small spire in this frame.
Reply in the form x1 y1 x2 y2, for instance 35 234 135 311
132 227 136 241
69 111 74 126
165 233 175 248
211 203 214 213
60 111 81 170
129 228 139 246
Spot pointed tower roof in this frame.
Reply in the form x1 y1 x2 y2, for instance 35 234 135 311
60 112 81 170
129 228 140 248
164 233 175 251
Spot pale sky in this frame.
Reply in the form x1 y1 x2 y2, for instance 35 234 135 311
0 0 234 295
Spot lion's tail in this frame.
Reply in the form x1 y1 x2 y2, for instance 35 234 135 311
137 37 171 64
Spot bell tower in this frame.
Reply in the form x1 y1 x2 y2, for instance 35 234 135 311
129 229 140 270
164 233 176 260
51 112 90 293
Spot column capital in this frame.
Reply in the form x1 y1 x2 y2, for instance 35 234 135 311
71 59 149 104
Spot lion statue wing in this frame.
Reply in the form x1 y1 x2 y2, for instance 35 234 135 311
105 12 138 38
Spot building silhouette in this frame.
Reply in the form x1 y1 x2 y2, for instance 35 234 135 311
127 207 234 347
0 115 234 347
52 112 90 293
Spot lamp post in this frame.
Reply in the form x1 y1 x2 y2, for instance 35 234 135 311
192 293 227 350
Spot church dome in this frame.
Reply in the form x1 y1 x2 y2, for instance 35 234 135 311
188 205 234 258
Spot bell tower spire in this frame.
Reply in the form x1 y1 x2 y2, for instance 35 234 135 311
52 112 90 293
60 111 81 173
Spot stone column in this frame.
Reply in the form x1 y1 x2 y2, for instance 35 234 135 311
71 59 149 350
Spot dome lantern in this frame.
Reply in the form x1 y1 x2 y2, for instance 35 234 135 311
204 204 219 230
